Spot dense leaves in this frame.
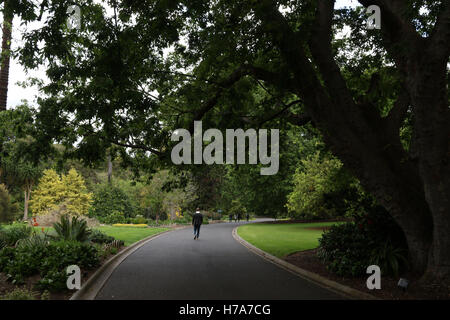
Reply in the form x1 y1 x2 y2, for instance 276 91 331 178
88 184 133 222
318 207 409 277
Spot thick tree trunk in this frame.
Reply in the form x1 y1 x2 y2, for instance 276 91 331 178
0 1 13 111
107 154 112 184
23 189 30 221
409 53 450 283
316 108 434 275
251 0 447 280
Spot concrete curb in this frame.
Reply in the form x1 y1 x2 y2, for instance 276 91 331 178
232 226 379 300
70 226 188 300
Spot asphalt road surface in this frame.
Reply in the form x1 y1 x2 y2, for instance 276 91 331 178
95 220 343 300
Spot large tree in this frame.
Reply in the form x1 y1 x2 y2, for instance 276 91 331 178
16 0 449 283
0 0 13 110
0 0 37 110
247 0 450 283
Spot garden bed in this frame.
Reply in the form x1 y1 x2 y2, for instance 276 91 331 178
284 249 450 300
0 221 170 300
0 245 126 300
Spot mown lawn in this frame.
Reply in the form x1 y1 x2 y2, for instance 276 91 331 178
96 226 170 246
27 225 169 247
237 222 340 258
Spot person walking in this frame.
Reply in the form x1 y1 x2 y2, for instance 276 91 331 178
229 213 232 223
192 208 203 240
237 213 241 223
246 212 250 222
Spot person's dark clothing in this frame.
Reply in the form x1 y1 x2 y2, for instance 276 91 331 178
229 214 232 222
193 224 201 238
192 212 203 239
192 212 203 226
246 214 249 222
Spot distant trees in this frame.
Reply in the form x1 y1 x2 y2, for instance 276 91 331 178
287 152 359 220
0 183 17 222
140 170 197 222
89 184 133 223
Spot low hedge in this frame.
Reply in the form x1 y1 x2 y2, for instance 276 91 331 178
317 206 409 277
0 240 100 291
112 223 148 228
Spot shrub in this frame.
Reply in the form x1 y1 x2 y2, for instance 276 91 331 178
88 229 115 244
102 211 127 224
37 269 68 292
29 169 64 216
317 206 408 277
287 152 359 220
60 168 92 216
129 215 147 224
0 240 99 288
112 223 147 228
15 233 51 250
52 215 90 242
30 169 92 217
0 184 18 223
0 288 37 300
89 185 134 221
0 224 33 247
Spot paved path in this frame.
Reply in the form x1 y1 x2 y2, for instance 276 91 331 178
95 220 343 300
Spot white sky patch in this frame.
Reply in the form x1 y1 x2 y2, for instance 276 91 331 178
2 0 360 109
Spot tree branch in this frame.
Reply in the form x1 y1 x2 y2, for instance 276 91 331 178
357 0 425 73
108 138 163 156
430 1 450 61
309 0 356 110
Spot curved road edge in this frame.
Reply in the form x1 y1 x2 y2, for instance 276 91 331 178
70 227 188 300
232 226 379 300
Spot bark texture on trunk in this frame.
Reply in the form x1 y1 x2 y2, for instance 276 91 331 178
410 50 450 283
23 189 31 221
107 155 112 184
250 0 449 282
0 0 13 111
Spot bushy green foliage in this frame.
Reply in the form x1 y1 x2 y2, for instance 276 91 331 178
144 208 168 221
102 211 127 224
60 168 93 216
0 240 99 288
128 215 147 224
15 233 50 250
29 168 92 216
0 184 18 223
52 215 90 242
317 206 408 277
88 229 116 244
228 199 247 218
89 185 133 222
0 288 37 300
0 224 33 247
287 152 360 219
29 169 64 216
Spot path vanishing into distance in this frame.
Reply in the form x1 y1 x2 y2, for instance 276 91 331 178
95 219 343 300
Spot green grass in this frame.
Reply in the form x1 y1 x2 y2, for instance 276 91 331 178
237 222 340 258
28 225 169 247
96 226 170 246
